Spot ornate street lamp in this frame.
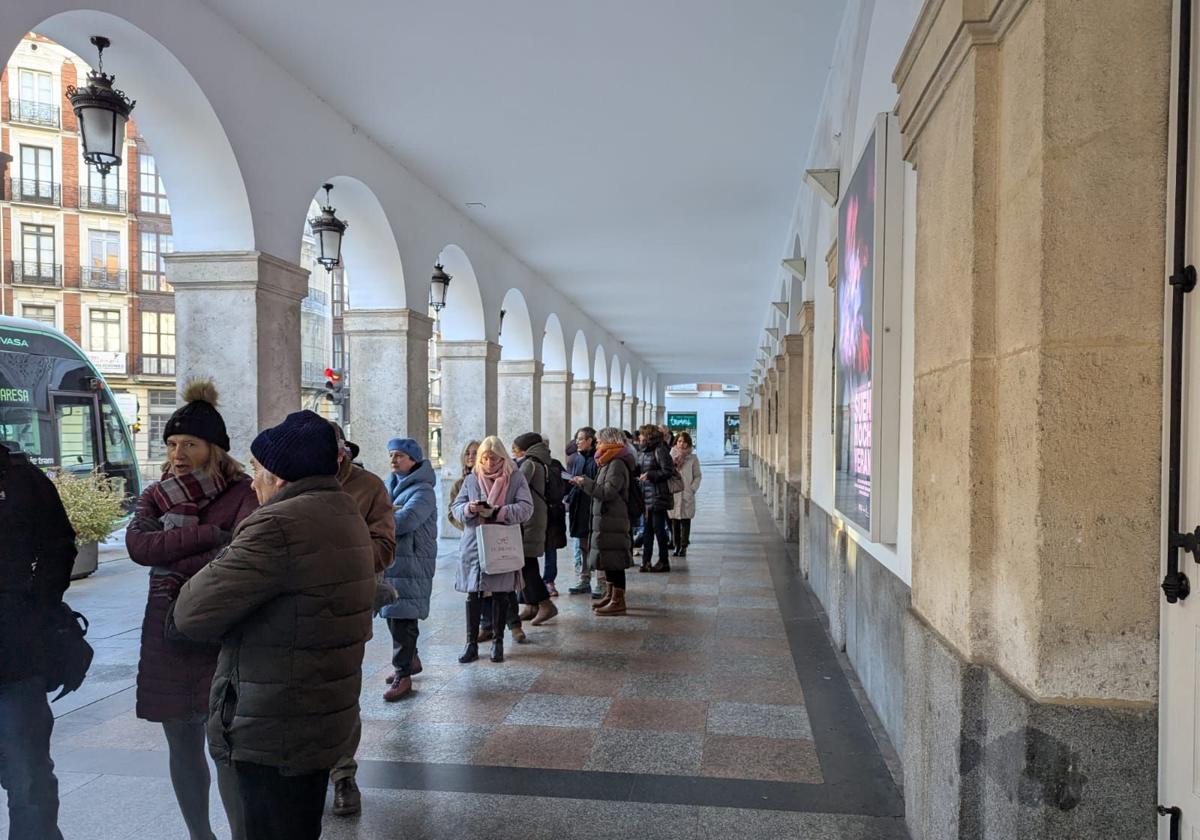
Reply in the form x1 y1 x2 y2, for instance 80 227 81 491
67 37 136 176
429 263 452 312
309 183 348 270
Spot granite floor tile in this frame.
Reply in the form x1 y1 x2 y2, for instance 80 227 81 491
628 651 710 674
530 667 625 697
383 722 495 763
700 734 824 784
603 697 710 732
443 664 543 692
707 701 812 739
473 725 598 770
717 594 779 610
718 653 799 681
709 675 805 705
621 672 713 700
693 807 910 840
504 693 612 728
585 728 704 775
402 690 523 725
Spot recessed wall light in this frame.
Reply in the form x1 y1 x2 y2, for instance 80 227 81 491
465 202 487 208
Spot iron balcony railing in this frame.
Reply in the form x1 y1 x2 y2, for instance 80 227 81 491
302 361 328 387
8 178 62 207
8 99 60 129
10 261 62 287
301 287 329 313
79 185 126 213
81 267 127 291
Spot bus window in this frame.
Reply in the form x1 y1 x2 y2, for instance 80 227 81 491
55 398 98 474
0 405 43 456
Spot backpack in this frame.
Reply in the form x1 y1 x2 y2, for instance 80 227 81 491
626 464 646 521
532 461 569 551
544 459 570 508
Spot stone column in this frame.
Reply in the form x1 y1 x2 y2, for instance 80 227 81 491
571 378 594 434
623 395 638 431
779 332 808 544
342 308 433 479
439 341 500 537
166 251 308 462
540 369 572 461
738 404 751 468
895 2 1167 837
497 359 542 449
610 393 624 429
654 404 665 426
592 386 611 431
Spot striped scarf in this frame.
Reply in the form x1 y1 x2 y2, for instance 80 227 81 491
148 471 227 530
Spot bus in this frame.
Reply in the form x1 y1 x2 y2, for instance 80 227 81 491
0 315 141 505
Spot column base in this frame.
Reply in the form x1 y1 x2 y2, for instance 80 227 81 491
904 612 1156 840
738 449 749 468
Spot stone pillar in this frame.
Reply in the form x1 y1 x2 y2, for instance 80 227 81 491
623 395 638 431
738 405 750 468
610 393 624 429
166 251 308 462
342 308 433 479
895 2 1167 837
540 369 572 461
571 378 594 434
654 405 665 426
592 386 611 431
497 359 542 449
439 341 500 537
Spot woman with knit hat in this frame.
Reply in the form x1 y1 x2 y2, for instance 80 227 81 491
126 379 257 840
451 436 534 663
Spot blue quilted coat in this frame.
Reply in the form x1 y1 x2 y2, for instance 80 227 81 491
381 459 438 620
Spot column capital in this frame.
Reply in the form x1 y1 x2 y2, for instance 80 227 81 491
165 250 309 302
542 369 573 385
342 307 434 341
781 333 805 356
498 358 544 377
593 386 611 397
571 378 594 392
439 340 502 363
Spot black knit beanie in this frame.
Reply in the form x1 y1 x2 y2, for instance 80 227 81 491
513 432 542 453
251 410 339 481
164 379 231 451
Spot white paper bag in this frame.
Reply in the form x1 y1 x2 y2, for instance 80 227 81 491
478 523 525 574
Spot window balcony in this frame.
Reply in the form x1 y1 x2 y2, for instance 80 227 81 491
79 185 127 213
81 267 128 291
11 261 63 287
8 99 60 129
8 178 62 207
302 360 328 387
301 287 329 313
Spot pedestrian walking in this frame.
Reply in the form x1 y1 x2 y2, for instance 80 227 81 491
125 380 256 840
381 439 438 702
329 422 396 818
571 427 638 616
0 442 77 840
636 424 676 572
451 436 534 663
172 410 375 840
566 427 599 596
668 431 702 557
511 432 559 626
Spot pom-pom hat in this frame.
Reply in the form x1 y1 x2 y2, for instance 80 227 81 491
163 379 231 452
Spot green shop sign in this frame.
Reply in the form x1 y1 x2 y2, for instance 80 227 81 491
667 413 696 430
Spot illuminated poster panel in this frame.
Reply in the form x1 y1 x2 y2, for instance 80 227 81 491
834 133 876 532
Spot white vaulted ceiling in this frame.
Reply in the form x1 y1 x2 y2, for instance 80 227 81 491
199 0 842 374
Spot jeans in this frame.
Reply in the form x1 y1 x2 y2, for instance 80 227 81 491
161 717 245 840
521 557 551 605
388 617 420 676
0 677 61 840
573 537 592 584
543 546 558 584
642 508 671 565
234 761 329 840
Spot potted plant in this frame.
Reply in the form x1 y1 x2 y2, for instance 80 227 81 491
48 469 126 580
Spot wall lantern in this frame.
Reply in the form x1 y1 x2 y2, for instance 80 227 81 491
67 36 136 176
309 183 348 270
430 263 452 312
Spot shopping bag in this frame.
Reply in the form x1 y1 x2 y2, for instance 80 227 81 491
478 523 525 574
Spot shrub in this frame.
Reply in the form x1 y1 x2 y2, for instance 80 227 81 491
48 469 126 545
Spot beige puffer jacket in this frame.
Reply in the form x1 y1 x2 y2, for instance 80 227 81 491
173 475 375 772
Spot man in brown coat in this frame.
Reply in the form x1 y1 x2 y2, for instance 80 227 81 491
328 423 395 816
174 410 375 840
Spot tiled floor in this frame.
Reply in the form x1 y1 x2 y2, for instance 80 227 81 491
1 462 908 839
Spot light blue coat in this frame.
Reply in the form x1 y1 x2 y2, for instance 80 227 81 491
381 459 438 620
452 470 533 594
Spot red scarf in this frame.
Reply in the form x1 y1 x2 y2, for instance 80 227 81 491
596 442 626 467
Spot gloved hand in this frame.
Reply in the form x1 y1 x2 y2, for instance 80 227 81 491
132 515 165 532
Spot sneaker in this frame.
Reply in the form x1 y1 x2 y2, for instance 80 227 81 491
568 582 592 595
590 587 605 599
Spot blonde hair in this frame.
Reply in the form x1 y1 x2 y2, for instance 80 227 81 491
161 443 245 484
460 439 481 476
474 436 515 478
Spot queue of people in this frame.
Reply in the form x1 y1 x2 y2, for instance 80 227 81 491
0 375 702 840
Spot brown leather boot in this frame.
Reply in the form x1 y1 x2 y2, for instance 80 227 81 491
594 588 626 615
518 603 538 622
530 600 559 626
592 588 614 611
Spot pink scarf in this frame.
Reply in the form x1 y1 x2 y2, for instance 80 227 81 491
475 459 511 509
671 444 690 467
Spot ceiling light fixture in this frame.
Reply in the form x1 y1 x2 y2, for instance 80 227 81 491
68 36 136 176
309 183 348 271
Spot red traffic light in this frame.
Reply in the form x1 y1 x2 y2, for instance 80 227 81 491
324 367 342 382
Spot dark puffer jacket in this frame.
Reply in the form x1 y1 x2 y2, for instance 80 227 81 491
518 441 552 557
173 475 375 772
567 448 598 539
0 444 75 686
127 475 258 722
580 447 637 572
635 436 675 512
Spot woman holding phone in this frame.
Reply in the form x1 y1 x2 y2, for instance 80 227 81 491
451 436 534 663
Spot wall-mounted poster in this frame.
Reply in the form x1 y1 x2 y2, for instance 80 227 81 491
834 132 876 532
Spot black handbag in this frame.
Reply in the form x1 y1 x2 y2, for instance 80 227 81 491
44 601 94 702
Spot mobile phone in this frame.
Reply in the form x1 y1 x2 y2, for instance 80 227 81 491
560 470 573 480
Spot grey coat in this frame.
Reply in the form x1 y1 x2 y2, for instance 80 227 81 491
668 453 702 520
581 450 637 573
517 441 551 557
452 470 534 593
381 460 438 620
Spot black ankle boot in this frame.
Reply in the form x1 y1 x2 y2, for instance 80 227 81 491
459 642 479 663
460 598 482 663
491 638 505 662
490 598 506 662
650 555 671 573
678 546 687 558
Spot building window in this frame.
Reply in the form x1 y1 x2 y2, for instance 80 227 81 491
332 333 346 372
15 145 57 203
88 308 122 353
86 229 122 289
147 390 176 462
141 312 176 376
20 304 56 327
140 231 174 292
13 69 58 127
21 223 55 275
331 268 347 317
138 153 170 215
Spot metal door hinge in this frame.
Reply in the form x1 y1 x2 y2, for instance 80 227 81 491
1159 805 1182 840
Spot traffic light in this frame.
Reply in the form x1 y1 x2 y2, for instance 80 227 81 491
324 368 346 405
